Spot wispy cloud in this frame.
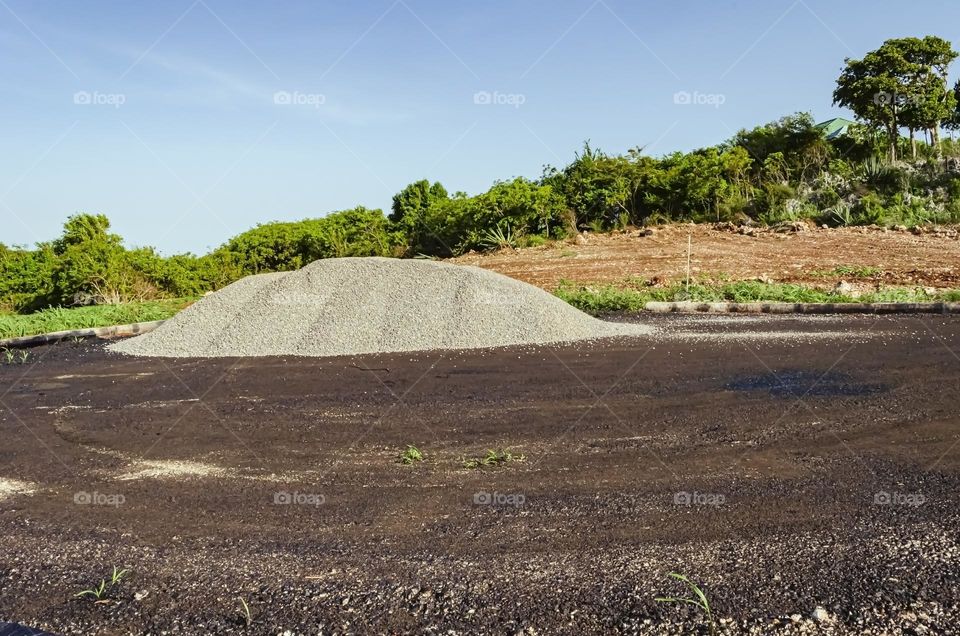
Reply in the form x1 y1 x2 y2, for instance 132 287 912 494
110 45 410 125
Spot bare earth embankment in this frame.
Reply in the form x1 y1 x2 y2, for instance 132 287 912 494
453 224 960 292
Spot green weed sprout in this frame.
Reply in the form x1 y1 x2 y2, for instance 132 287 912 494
75 566 130 603
109 566 128 585
75 580 107 601
238 597 252 626
655 572 718 636
463 448 525 469
398 445 424 465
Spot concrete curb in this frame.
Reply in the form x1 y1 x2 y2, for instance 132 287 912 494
644 301 960 314
0 320 166 349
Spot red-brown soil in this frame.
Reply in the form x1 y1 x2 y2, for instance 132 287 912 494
453 224 960 291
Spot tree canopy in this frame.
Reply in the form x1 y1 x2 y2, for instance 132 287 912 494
834 36 958 159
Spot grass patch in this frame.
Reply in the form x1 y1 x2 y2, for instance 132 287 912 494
0 299 193 339
811 265 882 278
556 279 960 313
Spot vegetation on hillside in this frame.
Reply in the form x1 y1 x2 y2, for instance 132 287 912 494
3 35 960 316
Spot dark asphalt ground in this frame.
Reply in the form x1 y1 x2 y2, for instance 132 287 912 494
0 314 958 635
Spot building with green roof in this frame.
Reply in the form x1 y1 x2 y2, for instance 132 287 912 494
815 117 858 140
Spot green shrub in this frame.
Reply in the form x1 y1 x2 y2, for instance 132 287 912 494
852 193 887 225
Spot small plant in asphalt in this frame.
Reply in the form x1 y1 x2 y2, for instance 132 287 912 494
238 597 252 626
108 566 128 586
655 572 718 636
462 448 525 469
1 349 31 365
398 445 424 465
75 579 108 602
75 566 129 604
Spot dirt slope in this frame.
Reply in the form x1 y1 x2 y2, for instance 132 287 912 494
453 224 960 291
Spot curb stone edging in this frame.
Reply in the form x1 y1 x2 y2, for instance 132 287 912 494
0 320 166 349
644 301 960 314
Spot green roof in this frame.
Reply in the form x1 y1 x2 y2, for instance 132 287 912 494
816 117 857 140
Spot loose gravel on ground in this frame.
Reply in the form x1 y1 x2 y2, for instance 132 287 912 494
2 316 959 634
109 257 650 358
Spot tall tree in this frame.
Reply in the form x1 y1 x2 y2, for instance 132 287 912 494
942 79 960 136
389 180 450 255
895 36 957 155
834 37 957 160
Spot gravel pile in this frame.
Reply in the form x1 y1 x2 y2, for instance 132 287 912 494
110 257 649 357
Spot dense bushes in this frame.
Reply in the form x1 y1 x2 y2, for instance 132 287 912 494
388 178 565 256
5 116 960 314
0 207 405 312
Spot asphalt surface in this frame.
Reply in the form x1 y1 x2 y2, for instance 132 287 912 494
0 314 958 635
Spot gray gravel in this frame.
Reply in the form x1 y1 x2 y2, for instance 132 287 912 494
109 257 650 358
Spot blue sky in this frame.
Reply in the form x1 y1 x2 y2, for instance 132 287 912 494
1 0 958 254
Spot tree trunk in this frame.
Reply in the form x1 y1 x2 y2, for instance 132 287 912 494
910 129 917 160
890 105 899 162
